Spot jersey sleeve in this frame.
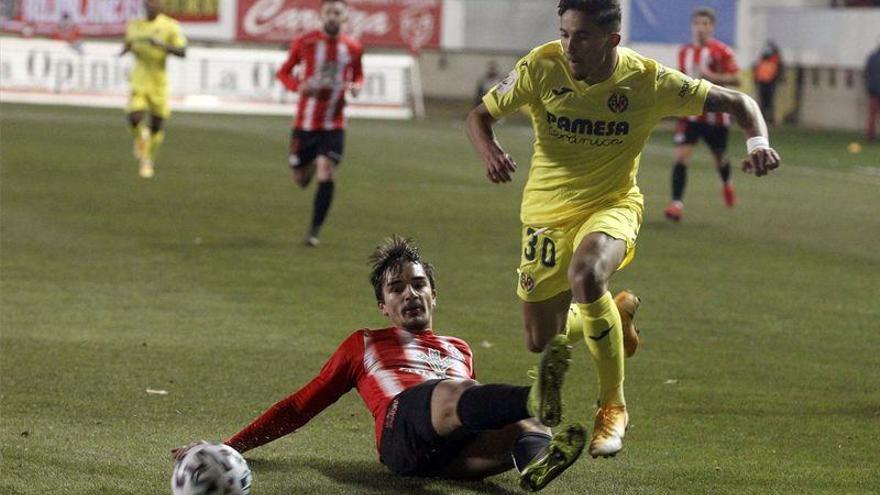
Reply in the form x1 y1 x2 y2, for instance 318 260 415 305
722 46 739 73
168 20 187 49
276 38 302 92
349 43 364 88
653 64 713 118
224 332 362 453
481 55 538 119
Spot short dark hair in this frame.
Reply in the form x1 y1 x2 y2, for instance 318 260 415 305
557 0 622 31
691 6 717 24
369 235 436 303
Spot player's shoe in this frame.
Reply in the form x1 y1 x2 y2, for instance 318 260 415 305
664 201 683 222
519 423 587 492
615 290 641 358
133 128 149 160
722 184 736 208
138 158 154 179
527 334 571 427
589 404 628 458
304 235 320 247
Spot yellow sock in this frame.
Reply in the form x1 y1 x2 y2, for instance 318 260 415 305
145 130 165 161
563 303 583 343
576 292 625 407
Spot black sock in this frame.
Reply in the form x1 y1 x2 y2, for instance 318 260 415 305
456 384 530 431
718 160 732 184
672 162 687 201
512 432 552 472
310 181 335 236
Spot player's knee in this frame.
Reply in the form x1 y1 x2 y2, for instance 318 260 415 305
568 259 605 295
437 380 477 421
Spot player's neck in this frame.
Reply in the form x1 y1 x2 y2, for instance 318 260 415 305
147 13 159 21
693 37 711 47
581 48 618 85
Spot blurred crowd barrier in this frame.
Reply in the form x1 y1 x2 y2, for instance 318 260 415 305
1 0 878 130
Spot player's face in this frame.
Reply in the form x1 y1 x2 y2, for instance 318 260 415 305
378 262 436 333
560 10 620 81
691 15 715 44
144 0 161 18
320 1 348 37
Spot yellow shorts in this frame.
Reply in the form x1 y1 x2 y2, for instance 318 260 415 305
516 197 643 302
127 89 170 119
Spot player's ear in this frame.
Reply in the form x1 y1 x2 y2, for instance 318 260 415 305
377 301 388 316
431 290 438 307
607 32 622 48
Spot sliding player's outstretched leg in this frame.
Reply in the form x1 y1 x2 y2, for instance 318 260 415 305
519 423 587 492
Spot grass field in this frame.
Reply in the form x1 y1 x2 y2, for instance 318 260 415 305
1 102 879 494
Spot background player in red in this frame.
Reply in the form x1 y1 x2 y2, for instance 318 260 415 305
276 0 364 246
172 236 586 492
665 7 741 222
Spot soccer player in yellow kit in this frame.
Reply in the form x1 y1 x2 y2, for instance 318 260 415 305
120 0 186 178
466 0 780 459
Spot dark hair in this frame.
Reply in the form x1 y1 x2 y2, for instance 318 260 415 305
369 235 436 303
557 0 622 31
691 6 717 24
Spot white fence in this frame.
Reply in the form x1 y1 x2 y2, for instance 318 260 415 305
0 36 423 119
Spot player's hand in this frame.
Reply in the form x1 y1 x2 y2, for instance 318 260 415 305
482 146 517 183
348 84 361 98
742 146 781 177
171 440 207 461
148 37 167 50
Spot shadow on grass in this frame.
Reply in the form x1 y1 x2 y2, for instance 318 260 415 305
249 457 521 495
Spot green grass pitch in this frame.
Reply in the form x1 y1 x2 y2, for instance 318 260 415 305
1 102 878 494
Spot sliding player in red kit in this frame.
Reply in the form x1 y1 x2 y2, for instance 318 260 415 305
665 7 741 222
276 0 364 246
174 236 588 492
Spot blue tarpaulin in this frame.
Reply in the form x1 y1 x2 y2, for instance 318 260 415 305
629 0 737 46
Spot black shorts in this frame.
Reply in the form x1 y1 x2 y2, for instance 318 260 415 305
289 129 345 169
379 379 477 477
674 120 729 154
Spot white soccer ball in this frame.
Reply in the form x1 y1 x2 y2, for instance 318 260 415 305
171 443 252 495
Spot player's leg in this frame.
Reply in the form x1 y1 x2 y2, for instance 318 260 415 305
707 125 735 208
306 130 344 246
431 335 571 437
517 225 575 353
138 93 170 178
667 120 697 221
126 92 149 162
567 200 642 458
289 130 317 188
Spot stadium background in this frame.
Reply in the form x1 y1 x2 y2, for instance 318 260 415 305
1 1 879 494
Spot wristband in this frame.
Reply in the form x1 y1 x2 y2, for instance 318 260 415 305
746 136 770 154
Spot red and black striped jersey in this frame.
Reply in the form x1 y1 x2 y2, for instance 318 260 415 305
276 30 364 131
678 39 738 126
225 327 474 455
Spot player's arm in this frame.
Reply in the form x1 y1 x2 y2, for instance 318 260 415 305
465 104 518 184
276 39 303 93
704 85 780 176
149 30 186 57
347 44 365 98
171 333 361 458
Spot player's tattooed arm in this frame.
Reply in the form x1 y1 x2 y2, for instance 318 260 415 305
465 104 518 184
704 85 781 177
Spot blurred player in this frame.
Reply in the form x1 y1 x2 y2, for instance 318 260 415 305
276 0 364 247
173 236 585 492
465 0 780 458
665 7 741 221
120 0 186 179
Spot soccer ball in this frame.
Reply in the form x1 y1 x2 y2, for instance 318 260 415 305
171 443 252 495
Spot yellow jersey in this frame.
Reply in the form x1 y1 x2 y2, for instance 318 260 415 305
483 42 712 225
125 13 186 92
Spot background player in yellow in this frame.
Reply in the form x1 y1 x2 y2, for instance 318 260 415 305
465 0 781 459
120 0 187 179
